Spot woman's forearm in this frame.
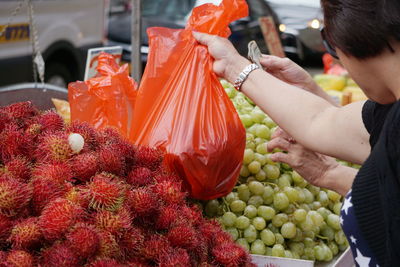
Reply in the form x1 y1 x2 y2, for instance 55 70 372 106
323 165 357 196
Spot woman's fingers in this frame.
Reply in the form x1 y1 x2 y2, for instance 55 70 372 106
269 152 291 165
260 55 292 71
271 127 292 140
192 31 214 45
267 137 292 152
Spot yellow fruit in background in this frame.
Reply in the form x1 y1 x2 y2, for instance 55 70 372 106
343 86 368 102
346 78 358 87
314 74 347 91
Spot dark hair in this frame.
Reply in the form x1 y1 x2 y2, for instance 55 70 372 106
321 0 400 59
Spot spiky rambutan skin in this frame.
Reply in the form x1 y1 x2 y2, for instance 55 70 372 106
2 102 38 126
32 162 73 183
8 218 42 249
35 132 73 163
127 167 153 188
64 186 89 209
86 258 125 267
181 204 203 226
66 223 100 259
135 146 163 171
1 156 31 182
95 127 123 147
36 110 64 133
159 248 191 267
0 124 27 162
0 214 13 244
87 175 126 211
40 243 80 267
152 180 186 205
141 234 171 261
5 250 35 267
167 224 199 249
96 231 121 259
153 172 180 184
0 250 7 263
68 121 98 151
94 208 131 236
119 227 145 258
125 260 151 267
97 146 125 175
126 188 159 217
155 204 184 230
197 220 224 247
0 177 32 217
213 231 234 247
212 243 247 267
38 198 85 241
0 109 11 133
70 152 98 182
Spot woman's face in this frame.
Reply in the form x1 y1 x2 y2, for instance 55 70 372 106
337 49 397 104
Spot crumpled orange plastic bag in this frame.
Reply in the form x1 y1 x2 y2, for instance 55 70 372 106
129 0 248 200
68 52 137 138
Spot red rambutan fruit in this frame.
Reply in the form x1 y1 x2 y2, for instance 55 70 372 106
159 248 191 267
6 250 35 267
0 124 27 162
97 146 125 175
127 167 153 187
64 185 89 209
36 110 64 133
0 178 32 217
32 162 73 183
197 220 224 246
126 188 159 216
119 227 145 258
68 121 98 150
212 243 247 266
95 127 123 146
213 231 234 247
155 204 182 230
0 214 13 243
125 259 151 267
0 250 7 263
94 208 131 235
141 234 171 261
153 173 180 184
87 174 126 211
40 243 80 267
0 109 11 133
152 180 186 205
66 223 100 258
70 152 98 182
181 204 203 226
86 258 125 267
1 156 31 182
8 217 42 249
167 224 199 249
135 146 163 171
96 231 121 259
38 198 85 241
35 132 72 162
2 102 38 122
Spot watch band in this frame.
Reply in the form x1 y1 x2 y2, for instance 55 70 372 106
233 63 260 91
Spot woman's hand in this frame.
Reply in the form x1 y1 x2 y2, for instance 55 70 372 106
267 127 356 196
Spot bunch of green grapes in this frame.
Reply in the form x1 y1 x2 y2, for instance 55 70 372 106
204 81 350 262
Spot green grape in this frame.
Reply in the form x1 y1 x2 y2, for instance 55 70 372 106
303 230 315 239
273 192 290 211
327 190 341 202
295 187 306 203
299 216 314 231
255 170 267 183
292 252 300 259
327 214 341 230
292 227 304 242
263 186 274 198
240 165 250 177
339 243 349 252
225 86 237 98
235 216 251 230
308 211 324 227
275 233 285 245
257 205 275 221
251 239 267 255
265 154 278 165
230 200 246 213
226 227 239 240
248 195 264 207
281 222 297 239
248 181 265 195
289 242 305 256
304 247 315 260
248 161 262 174
244 225 257 243
281 163 292 170
320 225 335 241
260 229 275 246
236 238 250 251
254 137 266 146
246 176 256 183
256 143 268 154
246 133 255 142
266 247 273 256
268 223 279 234
314 245 326 261
283 204 296 214
251 109 266 123
311 201 322 210
226 192 238 203
303 188 314 204
263 196 273 205
244 205 258 219
205 199 220 217
322 244 333 261
299 203 311 212
248 124 258 135
271 244 285 257
333 202 342 215
281 173 293 184
317 191 329 207
307 185 321 196
328 242 339 256
284 250 293 258
240 114 254 128
222 212 237 227
263 117 276 128
243 148 255 164
317 207 332 220
254 153 267 165
263 164 280 179
293 209 307 222
278 177 291 189
283 187 299 203
237 186 251 202
304 237 316 248
272 213 288 227
292 171 303 183
255 124 271 139
246 141 256 150
252 217 267 231
335 230 347 245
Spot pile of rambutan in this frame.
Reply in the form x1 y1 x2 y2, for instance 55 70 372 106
0 101 255 267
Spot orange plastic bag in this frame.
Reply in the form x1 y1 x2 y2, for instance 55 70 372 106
129 0 247 200
68 52 137 137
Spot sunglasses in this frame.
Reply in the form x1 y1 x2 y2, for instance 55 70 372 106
321 27 339 59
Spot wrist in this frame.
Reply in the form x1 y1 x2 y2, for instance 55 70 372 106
224 55 251 84
323 164 357 196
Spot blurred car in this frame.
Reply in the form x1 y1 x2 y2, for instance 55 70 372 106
0 0 108 88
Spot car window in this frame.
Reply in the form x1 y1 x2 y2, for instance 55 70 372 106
248 0 272 18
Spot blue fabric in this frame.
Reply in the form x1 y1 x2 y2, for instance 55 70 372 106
341 190 379 267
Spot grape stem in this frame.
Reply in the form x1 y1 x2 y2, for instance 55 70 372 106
316 234 329 240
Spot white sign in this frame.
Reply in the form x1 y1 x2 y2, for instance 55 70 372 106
84 46 123 81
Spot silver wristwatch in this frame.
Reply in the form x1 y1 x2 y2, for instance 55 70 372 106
233 63 260 91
